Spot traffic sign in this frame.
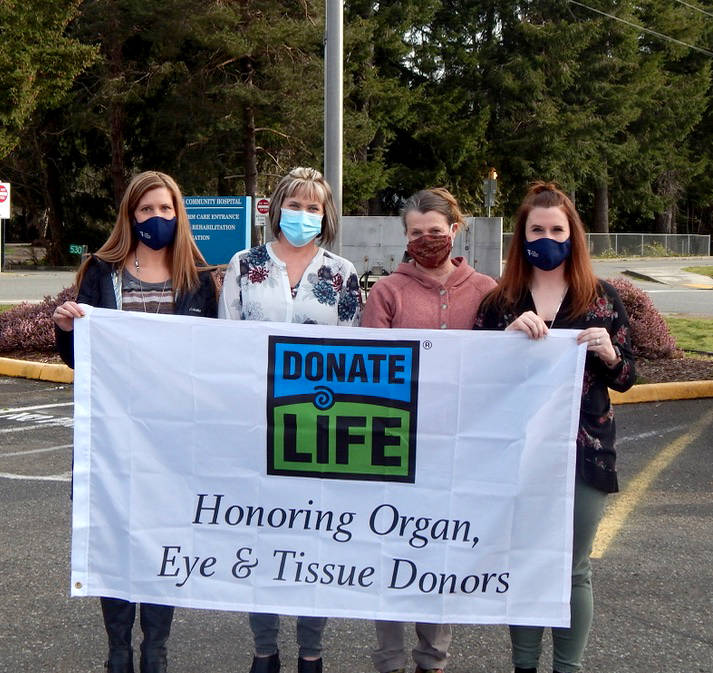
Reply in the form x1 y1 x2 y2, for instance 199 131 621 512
0 182 10 219
255 197 270 231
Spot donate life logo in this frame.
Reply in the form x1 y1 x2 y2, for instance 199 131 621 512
267 336 420 482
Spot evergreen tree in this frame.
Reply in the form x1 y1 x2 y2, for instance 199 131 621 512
0 0 95 159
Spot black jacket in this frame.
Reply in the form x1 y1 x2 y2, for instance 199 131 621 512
56 255 218 368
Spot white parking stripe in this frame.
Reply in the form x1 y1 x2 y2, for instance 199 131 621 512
0 402 73 413
1 444 73 457
0 421 73 433
617 424 688 444
645 289 710 293
0 471 72 482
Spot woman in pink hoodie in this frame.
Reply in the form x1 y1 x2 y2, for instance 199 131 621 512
362 187 496 331
361 187 496 673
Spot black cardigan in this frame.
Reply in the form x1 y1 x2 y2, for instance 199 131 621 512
475 280 636 493
55 256 218 368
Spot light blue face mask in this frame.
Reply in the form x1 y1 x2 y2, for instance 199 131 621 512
279 208 323 247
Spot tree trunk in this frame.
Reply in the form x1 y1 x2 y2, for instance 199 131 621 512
109 101 126 208
654 209 675 234
244 102 258 246
41 116 67 265
108 2 126 207
591 179 611 256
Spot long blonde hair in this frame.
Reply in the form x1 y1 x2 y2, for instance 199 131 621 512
76 171 208 295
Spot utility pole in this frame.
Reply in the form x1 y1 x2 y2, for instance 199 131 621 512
324 0 343 254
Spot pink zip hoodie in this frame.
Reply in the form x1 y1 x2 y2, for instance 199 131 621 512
361 257 496 329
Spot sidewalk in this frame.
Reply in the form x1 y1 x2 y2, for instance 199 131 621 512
623 266 713 289
0 269 76 303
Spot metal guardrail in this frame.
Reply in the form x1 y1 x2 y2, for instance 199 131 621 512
502 233 711 258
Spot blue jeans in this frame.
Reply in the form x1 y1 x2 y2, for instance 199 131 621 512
249 612 327 659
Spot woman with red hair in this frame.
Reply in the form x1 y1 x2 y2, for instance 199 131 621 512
476 182 635 673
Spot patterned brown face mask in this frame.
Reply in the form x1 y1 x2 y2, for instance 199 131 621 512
406 233 453 268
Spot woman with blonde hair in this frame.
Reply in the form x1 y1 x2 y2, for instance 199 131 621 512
219 166 360 327
54 170 217 673
362 187 496 673
219 166 361 673
475 181 635 673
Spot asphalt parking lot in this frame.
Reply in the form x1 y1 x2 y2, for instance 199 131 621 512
2 377 712 673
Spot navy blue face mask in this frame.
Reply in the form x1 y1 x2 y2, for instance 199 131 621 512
133 216 177 251
523 237 571 271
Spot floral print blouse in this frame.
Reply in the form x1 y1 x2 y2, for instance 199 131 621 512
218 242 362 326
475 279 635 493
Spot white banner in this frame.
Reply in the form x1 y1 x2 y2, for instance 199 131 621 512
71 307 586 626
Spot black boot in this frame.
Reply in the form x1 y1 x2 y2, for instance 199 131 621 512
101 597 136 673
297 658 322 673
250 652 280 673
139 603 174 673
105 651 134 673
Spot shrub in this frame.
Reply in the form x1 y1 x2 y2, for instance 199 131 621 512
642 241 679 257
606 277 677 359
0 287 76 354
593 248 621 259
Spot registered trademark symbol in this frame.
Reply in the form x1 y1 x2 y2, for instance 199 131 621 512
423 340 432 350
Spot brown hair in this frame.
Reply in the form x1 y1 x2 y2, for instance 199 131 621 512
401 187 466 233
268 167 338 246
486 181 598 319
76 171 209 295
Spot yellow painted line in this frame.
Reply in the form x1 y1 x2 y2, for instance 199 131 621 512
0 357 73 384
610 380 713 404
592 406 713 559
682 283 713 289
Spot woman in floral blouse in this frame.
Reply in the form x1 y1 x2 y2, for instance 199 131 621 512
218 167 361 673
219 167 361 328
475 182 635 673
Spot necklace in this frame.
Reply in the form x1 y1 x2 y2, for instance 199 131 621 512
548 287 568 329
134 253 170 314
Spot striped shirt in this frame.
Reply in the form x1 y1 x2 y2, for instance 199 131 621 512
121 268 174 314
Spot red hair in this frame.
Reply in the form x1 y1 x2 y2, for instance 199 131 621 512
486 181 598 319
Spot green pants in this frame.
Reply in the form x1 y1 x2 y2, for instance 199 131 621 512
510 476 608 673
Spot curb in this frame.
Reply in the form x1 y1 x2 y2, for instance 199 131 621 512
0 357 74 384
610 380 713 404
1 357 712 403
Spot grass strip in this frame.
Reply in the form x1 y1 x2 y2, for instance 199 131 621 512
665 316 713 353
682 265 713 278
